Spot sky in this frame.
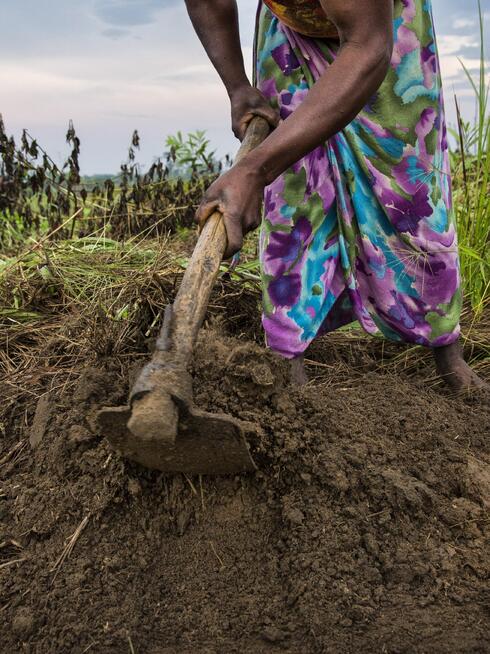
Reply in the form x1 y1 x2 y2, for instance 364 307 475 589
0 0 488 174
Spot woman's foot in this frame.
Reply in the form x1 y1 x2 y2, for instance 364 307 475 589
290 355 308 386
433 342 486 392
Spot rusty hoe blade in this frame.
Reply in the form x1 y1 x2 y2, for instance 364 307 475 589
97 402 257 475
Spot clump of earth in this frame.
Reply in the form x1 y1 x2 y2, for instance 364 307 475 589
1 330 489 653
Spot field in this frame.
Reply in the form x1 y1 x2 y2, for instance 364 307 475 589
1 55 489 653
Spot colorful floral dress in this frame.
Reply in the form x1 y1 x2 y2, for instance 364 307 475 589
255 0 461 359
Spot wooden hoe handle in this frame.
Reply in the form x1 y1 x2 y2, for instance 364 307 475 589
125 117 270 447
162 116 270 361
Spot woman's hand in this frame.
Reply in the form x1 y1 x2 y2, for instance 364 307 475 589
195 160 265 259
230 84 279 141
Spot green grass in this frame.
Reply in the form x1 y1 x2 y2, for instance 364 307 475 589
450 0 489 315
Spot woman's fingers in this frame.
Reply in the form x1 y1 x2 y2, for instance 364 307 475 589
254 104 280 128
194 162 264 259
230 85 279 140
197 199 259 258
196 196 246 256
222 212 244 259
236 106 280 140
235 111 256 141
195 198 220 230
223 204 262 258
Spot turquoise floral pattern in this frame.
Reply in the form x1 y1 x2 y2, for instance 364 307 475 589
255 0 461 358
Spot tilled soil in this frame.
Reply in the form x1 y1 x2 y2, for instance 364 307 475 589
1 331 489 653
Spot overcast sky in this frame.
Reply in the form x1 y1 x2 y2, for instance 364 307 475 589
0 0 488 173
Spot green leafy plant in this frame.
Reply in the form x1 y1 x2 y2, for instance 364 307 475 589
165 130 227 176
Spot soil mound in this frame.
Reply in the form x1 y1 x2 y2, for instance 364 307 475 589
1 331 489 653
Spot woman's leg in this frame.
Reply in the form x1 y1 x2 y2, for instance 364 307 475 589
290 340 487 390
290 354 308 386
255 7 355 361
433 341 485 390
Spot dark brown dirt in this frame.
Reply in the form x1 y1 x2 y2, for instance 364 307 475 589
1 330 489 653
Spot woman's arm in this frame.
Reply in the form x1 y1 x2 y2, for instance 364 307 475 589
196 0 394 257
244 0 394 183
184 0 249 96
184 0 278 138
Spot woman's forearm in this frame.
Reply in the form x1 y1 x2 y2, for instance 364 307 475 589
243 0 394 184
244 41 392 184
184 0 250 97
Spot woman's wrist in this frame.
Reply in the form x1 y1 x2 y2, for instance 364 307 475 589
227 80 253 99
234 155 268 190
239 146 280 187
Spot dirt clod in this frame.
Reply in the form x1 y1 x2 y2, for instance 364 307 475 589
12 609 35 638
29 393 51 449
67 424 93 444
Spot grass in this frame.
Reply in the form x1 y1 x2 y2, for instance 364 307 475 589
0 229 488 366
0 232 264 416
450 1 490 315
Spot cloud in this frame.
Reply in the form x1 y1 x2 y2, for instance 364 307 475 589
452 17 477 29
456 44 486 59
93 0 179 27
437 34 479 57
101 27 130 40
156 64 220 84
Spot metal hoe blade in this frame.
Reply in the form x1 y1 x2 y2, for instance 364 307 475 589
97 402 257 475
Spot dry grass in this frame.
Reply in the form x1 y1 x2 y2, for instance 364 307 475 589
0 234 263 442
50 515 90 582
1 232 488 424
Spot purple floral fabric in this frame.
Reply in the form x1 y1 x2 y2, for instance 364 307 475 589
255 0 461 358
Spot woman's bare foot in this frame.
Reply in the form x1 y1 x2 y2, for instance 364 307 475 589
290 355 308 386
433 341 486 392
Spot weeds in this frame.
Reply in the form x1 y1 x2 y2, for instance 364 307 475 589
450 0 489 314
165 130 231 176
0 120 222 247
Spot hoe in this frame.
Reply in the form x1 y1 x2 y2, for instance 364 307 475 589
97 117 270 475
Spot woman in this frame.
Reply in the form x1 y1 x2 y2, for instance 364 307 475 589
185 0 483 390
